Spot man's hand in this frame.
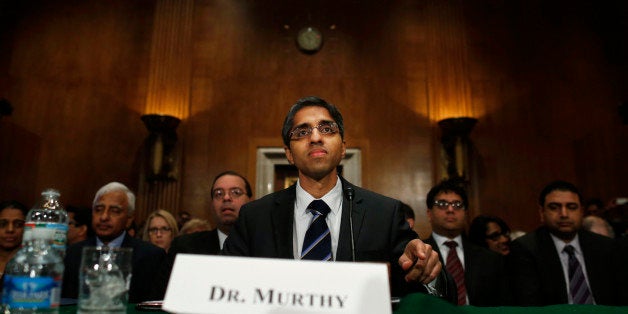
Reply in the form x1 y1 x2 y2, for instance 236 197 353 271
398 239 442 284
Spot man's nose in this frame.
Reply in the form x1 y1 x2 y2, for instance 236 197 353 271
100 209 110 220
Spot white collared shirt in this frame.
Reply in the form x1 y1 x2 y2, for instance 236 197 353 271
293 177 343 260
432 232 465 268
96 231 126 248
550 233 596 304
432 232 468 304
218 228 228 250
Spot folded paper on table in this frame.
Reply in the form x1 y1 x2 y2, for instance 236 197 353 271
163 254 392 314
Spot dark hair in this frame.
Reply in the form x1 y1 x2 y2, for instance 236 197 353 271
0 200 29 217
66 205 95 237
66 205 91 227
281 96 345 147
211 170 253 198
426 180 469 210
468 214 511 248
400 202 415 220
538 180 582 206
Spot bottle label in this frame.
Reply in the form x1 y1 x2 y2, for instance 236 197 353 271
2 275 61 309
23 222 68 250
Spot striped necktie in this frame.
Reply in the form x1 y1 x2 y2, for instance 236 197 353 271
564 245 593 304
301 200 332 261
445 241 467 305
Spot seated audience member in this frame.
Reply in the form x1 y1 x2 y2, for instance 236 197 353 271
66 205 93 245
0 201 28 276
126 220 138 238
400 202 416 229
62 182 167 303
176 211 192 230
508 180 620 306
424 180 511 306
154 171 253 298
584 198 605 216
142 209 179 252
179 218 211 235
468 214 511 255
582 215 614 238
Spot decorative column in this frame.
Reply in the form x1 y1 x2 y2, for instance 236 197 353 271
137 0 194 225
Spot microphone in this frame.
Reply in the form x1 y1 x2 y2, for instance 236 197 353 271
345 186 356 262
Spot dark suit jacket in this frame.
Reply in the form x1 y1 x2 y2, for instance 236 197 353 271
222 179 437 298
153 229 222 299
508 227 618 305
425 236 511 306
62 235 167 303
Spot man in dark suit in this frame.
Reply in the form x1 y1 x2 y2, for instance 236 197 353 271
508 180 619 305
153 171 253 298
423 180 510 306
62 182 167 303
222 96 447 299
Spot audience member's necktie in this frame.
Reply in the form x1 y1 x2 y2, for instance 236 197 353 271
301 200 332 261
563 245 593 304
445 240 467 305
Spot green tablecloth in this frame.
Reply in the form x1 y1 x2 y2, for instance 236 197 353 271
395 293 628 314
58 294 628 313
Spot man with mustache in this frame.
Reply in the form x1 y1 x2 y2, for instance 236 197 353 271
509 180 620 305
222 96 450 299
62 182 167 303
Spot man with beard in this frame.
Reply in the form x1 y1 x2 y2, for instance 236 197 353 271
509 180 619 305
62 182 167 302
154 171 252 298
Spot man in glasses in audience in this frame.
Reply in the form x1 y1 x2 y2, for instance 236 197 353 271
222 96 451 300
424 180 511 306
63 182 167 303
508 180 621 305
154 171 252 297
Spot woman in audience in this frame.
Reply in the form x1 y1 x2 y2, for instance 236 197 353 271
0 200 28 275
468 214 511 255
142 209 179 252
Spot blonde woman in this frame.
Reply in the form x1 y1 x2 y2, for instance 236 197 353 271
142 209 178 252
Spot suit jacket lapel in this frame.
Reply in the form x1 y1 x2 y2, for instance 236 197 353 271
271 185 297 259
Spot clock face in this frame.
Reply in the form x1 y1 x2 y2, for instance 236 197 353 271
296 27 323 53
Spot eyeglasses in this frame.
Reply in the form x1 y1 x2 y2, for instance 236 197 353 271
289 122 339 140
486 231 510 241
212 188 246 200
0 219 25 229
432 200 465 210
148 226 172 234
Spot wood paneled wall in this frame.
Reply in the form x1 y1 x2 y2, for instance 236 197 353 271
1 0 626 238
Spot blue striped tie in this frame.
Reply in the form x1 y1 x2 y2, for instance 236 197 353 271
301 200 332 261
564 245 593 304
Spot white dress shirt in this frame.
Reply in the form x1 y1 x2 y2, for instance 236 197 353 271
550 233 596 304
293 177 343 260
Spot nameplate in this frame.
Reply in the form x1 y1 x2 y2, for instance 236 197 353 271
163 254 392 314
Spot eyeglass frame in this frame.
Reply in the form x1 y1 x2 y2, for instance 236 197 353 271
432 200 466 211
148 226 172 234
212 187 246 200
289 121 339 141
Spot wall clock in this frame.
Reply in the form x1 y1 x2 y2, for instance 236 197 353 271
296 26 323 53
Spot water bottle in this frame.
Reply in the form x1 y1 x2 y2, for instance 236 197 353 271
2 195 67 313
22 189 69 256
